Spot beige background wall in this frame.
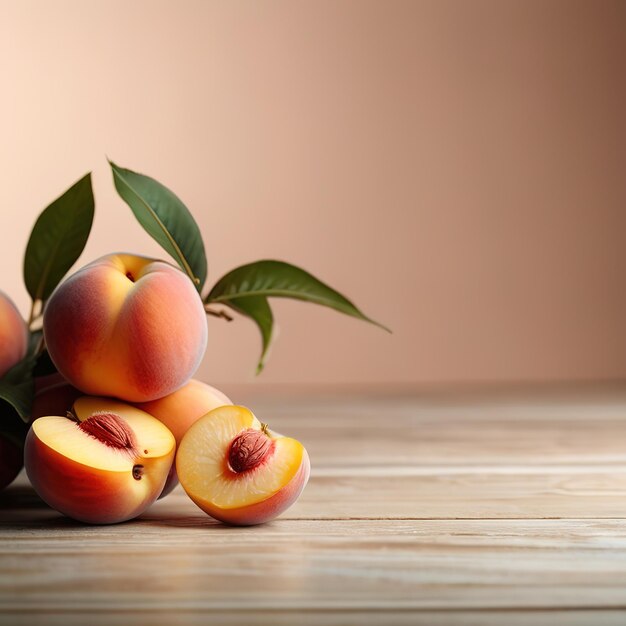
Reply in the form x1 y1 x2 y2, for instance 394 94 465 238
0 0 624 386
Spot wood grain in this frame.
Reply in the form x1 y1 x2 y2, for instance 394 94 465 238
2 385 626 625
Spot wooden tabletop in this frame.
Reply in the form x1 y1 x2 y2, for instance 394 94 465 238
2 384 626 625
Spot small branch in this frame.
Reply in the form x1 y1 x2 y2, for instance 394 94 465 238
27 299 37 327
204 306 234 322
28 300 44 332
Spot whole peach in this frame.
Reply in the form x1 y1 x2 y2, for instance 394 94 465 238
43 254 208 402
0 290 28 379
137 379 232 496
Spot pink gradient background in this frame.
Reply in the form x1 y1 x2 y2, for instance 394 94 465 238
1 0 624 386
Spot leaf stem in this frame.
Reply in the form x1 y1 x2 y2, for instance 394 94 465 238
204 306 234 322
27 300 35 327
28 299 42 329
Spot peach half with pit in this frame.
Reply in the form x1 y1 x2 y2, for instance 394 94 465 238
136 379 232 497
43 253 208 402
176 405 310 525
25 397 175 524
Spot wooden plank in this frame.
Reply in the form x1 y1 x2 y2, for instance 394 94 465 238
161 469 626 519
2 520 626 612
241 390 626 468
3 610 626 626
4 465 626 521
4 517 626 547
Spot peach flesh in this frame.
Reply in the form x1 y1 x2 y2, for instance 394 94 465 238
43 254 208 402
217 454 310 526
25 398 175 524
176 405 310 525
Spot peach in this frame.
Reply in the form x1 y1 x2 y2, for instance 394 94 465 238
31 380 81 422
136 379 232 496
0 290 28 379
43 254 208 402
176 405 310 525
25 396 175 524
34 372 67 394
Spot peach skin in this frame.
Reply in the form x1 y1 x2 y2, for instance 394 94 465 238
43 254 208 402
31 379 82 423
25 396 175 524
0 290 28 379
176 405 310 525
136 379 232 496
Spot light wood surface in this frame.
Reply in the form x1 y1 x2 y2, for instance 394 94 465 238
2 385 626 624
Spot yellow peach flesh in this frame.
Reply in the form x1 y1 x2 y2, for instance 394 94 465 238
73 397 174 462
176 405 308 522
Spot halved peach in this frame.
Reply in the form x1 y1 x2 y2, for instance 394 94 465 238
25 397 175 524
176 405 310 525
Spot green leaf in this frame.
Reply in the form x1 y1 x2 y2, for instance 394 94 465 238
23 173 94 303
0 330 47 429
110 161 207 291
206 260 389 371
0 351 37 425
207 260 389 329
224 296 274 374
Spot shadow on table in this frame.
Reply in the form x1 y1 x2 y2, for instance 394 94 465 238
0 483 75 527
0 483 234 531
0 483 45 510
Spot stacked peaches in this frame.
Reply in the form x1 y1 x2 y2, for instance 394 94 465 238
19 253 310 525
